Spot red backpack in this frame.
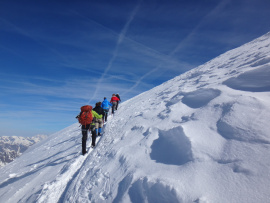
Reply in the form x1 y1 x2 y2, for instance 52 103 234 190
78 105 93 126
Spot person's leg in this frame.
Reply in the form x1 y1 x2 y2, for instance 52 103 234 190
98 119 103 135
98 127 102 136
112 102 116 114
91 126 97 147
99 119 103 127
105 110 108 122
95 122 99 135
82 130 88 154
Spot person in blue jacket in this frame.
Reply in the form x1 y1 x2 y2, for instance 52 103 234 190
101 97 112 122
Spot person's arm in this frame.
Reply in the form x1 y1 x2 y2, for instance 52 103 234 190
92 110 103 119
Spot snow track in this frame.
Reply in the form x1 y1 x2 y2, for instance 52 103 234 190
36 141 98 203
35 119 111 203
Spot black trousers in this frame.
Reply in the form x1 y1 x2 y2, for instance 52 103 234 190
103 109 109 122
82 130 88 154
112 102 117 114
82 124 97 153
91 125 97 147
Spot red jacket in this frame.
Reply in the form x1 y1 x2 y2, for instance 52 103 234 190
110 96 120 103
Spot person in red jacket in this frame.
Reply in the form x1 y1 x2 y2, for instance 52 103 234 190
110 94 120 114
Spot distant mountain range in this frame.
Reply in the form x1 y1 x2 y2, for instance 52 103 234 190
0 135 47 167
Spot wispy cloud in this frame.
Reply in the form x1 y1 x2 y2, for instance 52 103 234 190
171 0 231 56
123 0 231 96
0 71 140 115
0 17 71 63
89 1 142 103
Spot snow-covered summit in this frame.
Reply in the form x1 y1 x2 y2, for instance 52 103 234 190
0 32 270 203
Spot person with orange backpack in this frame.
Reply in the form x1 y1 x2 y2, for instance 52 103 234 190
77 105 103 155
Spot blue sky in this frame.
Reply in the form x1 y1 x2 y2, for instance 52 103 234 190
1 0 270 137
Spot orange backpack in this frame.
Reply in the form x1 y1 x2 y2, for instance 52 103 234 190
78 105 93 126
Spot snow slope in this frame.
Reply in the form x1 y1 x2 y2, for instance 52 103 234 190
0 32 270 203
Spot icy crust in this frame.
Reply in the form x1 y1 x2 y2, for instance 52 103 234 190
0 33 270 202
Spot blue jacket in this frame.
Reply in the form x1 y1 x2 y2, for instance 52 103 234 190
102 98 112 110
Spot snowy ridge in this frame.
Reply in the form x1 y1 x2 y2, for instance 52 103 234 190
0 32 270 202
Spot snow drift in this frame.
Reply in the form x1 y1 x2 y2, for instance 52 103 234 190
0 32 270 203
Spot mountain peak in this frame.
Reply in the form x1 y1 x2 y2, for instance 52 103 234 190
0 135 47 167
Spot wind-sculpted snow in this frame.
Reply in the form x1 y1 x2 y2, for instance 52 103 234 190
250 56 270 67
150 127 193 165
0 32 270 203
223 65 270 92
217 97 270 144
128 178 179 203
112 174 133 203
181 88 221 108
